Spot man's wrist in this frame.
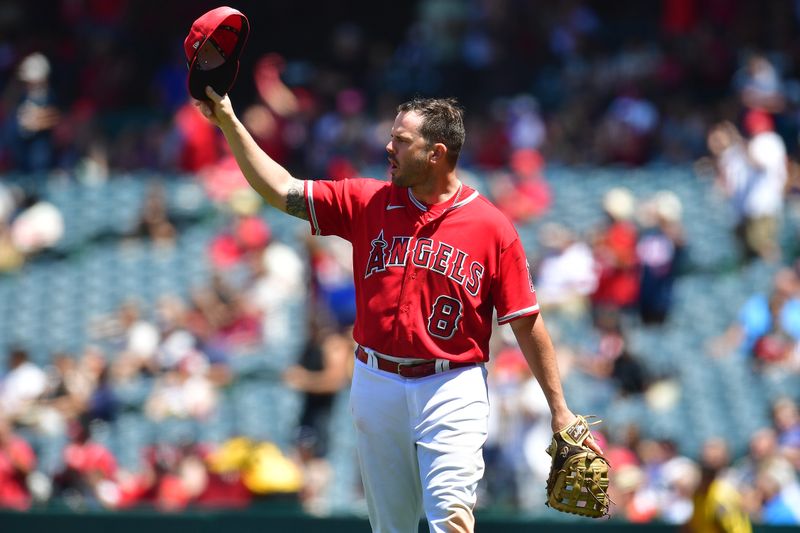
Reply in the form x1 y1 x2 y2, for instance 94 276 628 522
550 401 570 418
550 405 573 431
218 114 238 134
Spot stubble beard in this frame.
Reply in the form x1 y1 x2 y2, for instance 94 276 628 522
392 155 429 188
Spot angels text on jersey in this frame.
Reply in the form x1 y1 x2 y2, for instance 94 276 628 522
364 230 485 296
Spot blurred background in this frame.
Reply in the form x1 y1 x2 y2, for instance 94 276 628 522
1 0 800 529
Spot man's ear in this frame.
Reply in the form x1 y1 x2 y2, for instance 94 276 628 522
430 143 447 163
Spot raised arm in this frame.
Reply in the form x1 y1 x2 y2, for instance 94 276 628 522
195 86 308 220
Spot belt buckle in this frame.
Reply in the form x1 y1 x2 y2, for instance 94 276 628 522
395 361 411 376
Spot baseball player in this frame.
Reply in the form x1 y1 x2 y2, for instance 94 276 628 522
195 86 601 532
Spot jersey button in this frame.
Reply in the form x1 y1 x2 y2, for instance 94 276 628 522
410 273 417 280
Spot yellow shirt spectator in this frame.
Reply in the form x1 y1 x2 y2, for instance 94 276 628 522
688 478 752 533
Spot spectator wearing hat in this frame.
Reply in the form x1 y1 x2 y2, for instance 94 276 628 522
734 54 786 114
6 52 61 174
533 222 597 317
591 187 641 320
738 109 787 263
636 191 687 325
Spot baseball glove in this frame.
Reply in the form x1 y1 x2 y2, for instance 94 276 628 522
545 415 610 518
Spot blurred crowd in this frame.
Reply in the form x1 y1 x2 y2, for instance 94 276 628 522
0 0 800 527
3 1 800 177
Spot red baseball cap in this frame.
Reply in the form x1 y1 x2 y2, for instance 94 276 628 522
184 6 250 100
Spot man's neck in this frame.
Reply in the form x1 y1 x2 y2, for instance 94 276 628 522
410 172 461 206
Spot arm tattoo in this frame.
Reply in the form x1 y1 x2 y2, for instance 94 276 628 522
286 183 309 220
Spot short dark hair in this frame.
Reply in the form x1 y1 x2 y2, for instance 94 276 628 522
398 97 465 164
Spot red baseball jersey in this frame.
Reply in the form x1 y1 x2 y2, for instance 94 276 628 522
304 178 539 363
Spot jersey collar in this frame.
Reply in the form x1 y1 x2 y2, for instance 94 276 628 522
406 184 479 214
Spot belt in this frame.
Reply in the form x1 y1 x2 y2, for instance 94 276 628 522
355 346 476 378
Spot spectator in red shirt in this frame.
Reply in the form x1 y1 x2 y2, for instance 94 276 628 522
591 187 641 319
53 420 118 508
209 215 272 270
0 416 36 510
173 100 221 173
490 148 552 224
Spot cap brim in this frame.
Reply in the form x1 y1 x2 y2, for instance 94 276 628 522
188 59 239 100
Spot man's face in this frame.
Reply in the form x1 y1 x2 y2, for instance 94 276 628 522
385 111 432 187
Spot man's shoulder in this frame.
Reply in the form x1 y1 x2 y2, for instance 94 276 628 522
463 192 519 231
336 176 390 196
351 176 390 187
445 191 523 251
310 177 390 204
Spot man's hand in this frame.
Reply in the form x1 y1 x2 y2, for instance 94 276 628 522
194 86 235 128
551 410 604 455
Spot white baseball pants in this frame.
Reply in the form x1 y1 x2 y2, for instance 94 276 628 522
350 352 489 533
